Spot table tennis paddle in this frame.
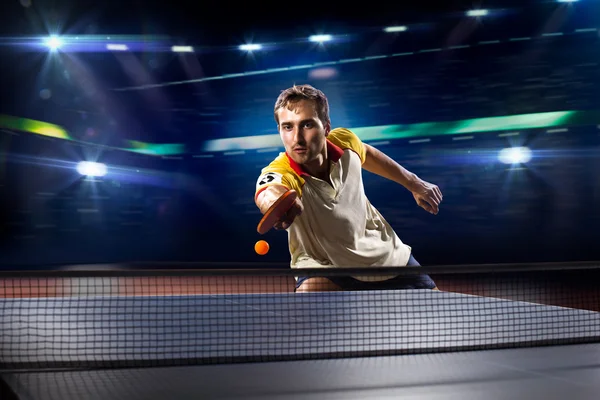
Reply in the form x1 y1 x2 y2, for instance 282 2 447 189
257 189 298 234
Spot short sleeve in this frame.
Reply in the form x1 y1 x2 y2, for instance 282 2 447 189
255 153 304 199
327 127 366 164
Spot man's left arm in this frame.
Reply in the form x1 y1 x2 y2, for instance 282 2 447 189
362 143 443 215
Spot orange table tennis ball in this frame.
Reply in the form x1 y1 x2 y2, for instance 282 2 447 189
255 240 270 255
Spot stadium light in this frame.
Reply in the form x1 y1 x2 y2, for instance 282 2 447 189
239 44 262 51
77 161 107 177
384 26 408 33
106 44 128 51
498 147 532 165
467 9 489 17
309 34 332 43
44 36 62 50
171 46 194 53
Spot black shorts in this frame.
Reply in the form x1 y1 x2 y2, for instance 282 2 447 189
294 254 436 291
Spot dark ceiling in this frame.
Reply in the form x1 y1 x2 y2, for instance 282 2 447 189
1 0 598 154
0 0 553 43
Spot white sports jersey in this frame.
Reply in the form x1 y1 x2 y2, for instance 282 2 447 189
255 128 412 280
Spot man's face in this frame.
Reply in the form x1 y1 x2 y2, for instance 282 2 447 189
276 99 330 166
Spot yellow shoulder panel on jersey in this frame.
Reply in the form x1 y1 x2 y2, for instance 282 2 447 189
327 127 366 164
255 152 305 199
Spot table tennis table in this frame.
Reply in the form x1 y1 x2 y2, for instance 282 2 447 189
1 289 600 399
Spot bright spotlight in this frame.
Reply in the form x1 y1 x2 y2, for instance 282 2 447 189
467 9 489 17
77 161 107 177
498 147 532 164
239 43 262 51
309 34 333 43
171 46 194 53
384 26 408 33
44 36 62 50
106 44 128 51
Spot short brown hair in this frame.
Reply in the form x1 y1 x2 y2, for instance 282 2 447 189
274 84 330 126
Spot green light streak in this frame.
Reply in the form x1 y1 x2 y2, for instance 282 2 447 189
0 115 71 140
204 110 581 152
0 114 182 156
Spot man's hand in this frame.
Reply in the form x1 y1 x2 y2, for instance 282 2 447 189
409 179 443 215
273 197 303 230
256 185 304 230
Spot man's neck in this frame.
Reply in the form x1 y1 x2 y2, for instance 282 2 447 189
303 149 329 181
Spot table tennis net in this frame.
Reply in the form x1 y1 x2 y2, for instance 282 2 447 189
1 263 599 371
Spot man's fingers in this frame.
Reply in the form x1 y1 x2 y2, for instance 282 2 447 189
274 201 303 230
433 187 443 204
411 181 442 215
427 195 440 207
417 198 431 212
281 205 301 226
418 198 438 215
287 203 302 219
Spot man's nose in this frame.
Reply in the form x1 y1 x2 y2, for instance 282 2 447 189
292 127 304 142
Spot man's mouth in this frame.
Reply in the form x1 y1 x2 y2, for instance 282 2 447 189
293 147 307 154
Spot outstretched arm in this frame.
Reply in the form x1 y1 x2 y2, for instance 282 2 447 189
255 185 303 230
362 143 443 215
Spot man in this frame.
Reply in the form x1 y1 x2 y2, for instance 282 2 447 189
254 84 443 292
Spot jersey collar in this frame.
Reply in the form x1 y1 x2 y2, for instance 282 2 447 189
285 139 344 177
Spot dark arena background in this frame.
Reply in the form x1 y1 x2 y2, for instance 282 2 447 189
1 2 600 399
1 1 599 268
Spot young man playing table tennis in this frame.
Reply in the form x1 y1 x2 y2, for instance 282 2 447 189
255 84 442 292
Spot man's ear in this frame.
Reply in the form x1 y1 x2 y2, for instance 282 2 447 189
324 122 331 136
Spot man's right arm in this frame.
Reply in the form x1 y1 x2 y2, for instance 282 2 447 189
255 185 290 214
255 185 304 230
255 167 304 230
